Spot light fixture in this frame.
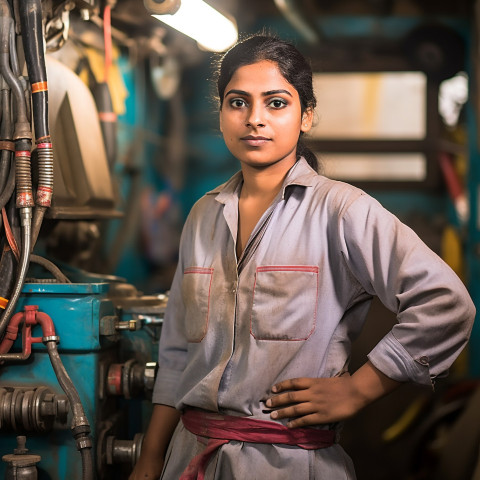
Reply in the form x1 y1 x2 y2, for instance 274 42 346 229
152 0 238 52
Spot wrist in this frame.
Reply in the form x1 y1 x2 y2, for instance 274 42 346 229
350 361 402 411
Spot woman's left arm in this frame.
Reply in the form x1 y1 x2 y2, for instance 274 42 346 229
268 193 475 427
338 194 475 387
266 361 400 427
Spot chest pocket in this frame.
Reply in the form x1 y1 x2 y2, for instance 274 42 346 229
250 266 318 341
181 267 213 342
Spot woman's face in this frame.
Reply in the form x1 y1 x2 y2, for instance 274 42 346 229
219 60 312 171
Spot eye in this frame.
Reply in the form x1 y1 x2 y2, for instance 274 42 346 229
229 98 247 108
268 98 287 109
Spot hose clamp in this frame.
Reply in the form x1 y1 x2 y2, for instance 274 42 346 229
76 437 92 450
43 336 60 344
72 415 90 429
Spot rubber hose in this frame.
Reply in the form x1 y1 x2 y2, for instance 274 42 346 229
46 341 84 409
0 207 31 337
5 188 20 247
80 447 94 480
0 9 29 134
8 18 20 77
30 206 45 249
0 242 15 302
0 194 19 309
45 341 94 480
0 155 15 211
0 87 13 196
18 0 48 139
15 138 34 208
19 0 53 249
0 51 29 129
0 149 11 191
0 87 12 139
30 254 71 283
8 20 30 126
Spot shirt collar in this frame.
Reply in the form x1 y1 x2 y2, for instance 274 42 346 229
207 157 318 204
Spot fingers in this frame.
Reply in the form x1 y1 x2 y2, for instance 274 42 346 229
272 377 314 393
284 413 322 429
266 380 317 426
266 377 344 427
269 400 313 420
269 399 323 428
268 377 320 409
265 376 361 426
266 388 308 408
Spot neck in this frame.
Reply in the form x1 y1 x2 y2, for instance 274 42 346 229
240 158 296 199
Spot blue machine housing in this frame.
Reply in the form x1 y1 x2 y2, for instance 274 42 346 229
0 282 116 479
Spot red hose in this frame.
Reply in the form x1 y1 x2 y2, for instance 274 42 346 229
103 4 112 84
1 207 20 261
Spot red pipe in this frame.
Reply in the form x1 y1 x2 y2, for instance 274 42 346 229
0 311 23 353
0 305 56 354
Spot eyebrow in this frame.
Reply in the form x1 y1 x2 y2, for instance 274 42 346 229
224 89 293 98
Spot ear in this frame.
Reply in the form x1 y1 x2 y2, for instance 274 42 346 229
219 111 223 133
300 108 313 133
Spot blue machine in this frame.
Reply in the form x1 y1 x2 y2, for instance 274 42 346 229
0 282 162 479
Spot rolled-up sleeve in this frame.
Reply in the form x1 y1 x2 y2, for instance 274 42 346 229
338 194 476 387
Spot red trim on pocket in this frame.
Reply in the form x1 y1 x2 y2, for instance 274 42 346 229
184 267 214 275
256 265 318 273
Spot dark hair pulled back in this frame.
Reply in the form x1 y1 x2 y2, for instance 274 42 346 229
216 34 320 172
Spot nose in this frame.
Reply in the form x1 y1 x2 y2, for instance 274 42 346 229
246 103 265 128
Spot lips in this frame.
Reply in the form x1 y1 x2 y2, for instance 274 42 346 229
241 135 271 146
241 135 270 140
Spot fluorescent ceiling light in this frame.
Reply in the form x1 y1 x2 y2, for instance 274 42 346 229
153 0 238 52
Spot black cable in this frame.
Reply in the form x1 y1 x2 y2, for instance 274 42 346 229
0 86 12 139
0 3 29 133
0 155 14 211
8 19 19 77
0 86 13 193
30 254 71 283
18 0 48 139
0 148 11 192
0 240 15 301
18 0 53 250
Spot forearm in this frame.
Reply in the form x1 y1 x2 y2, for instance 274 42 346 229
141 404 181 458
350 360 402 411
268 361 403 427
130 404 181 480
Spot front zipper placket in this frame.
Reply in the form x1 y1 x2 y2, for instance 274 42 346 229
219 202 278 398
233 208 275 341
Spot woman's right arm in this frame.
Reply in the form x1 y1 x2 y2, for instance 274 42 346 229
129 404 181 480
130 213 198 479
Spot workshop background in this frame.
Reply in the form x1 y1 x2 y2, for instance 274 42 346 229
0 0 479 479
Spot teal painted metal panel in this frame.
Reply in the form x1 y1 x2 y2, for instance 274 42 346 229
15 283 111 351
0 283 115 479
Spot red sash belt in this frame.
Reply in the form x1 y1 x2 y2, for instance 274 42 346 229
179 409 336 480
